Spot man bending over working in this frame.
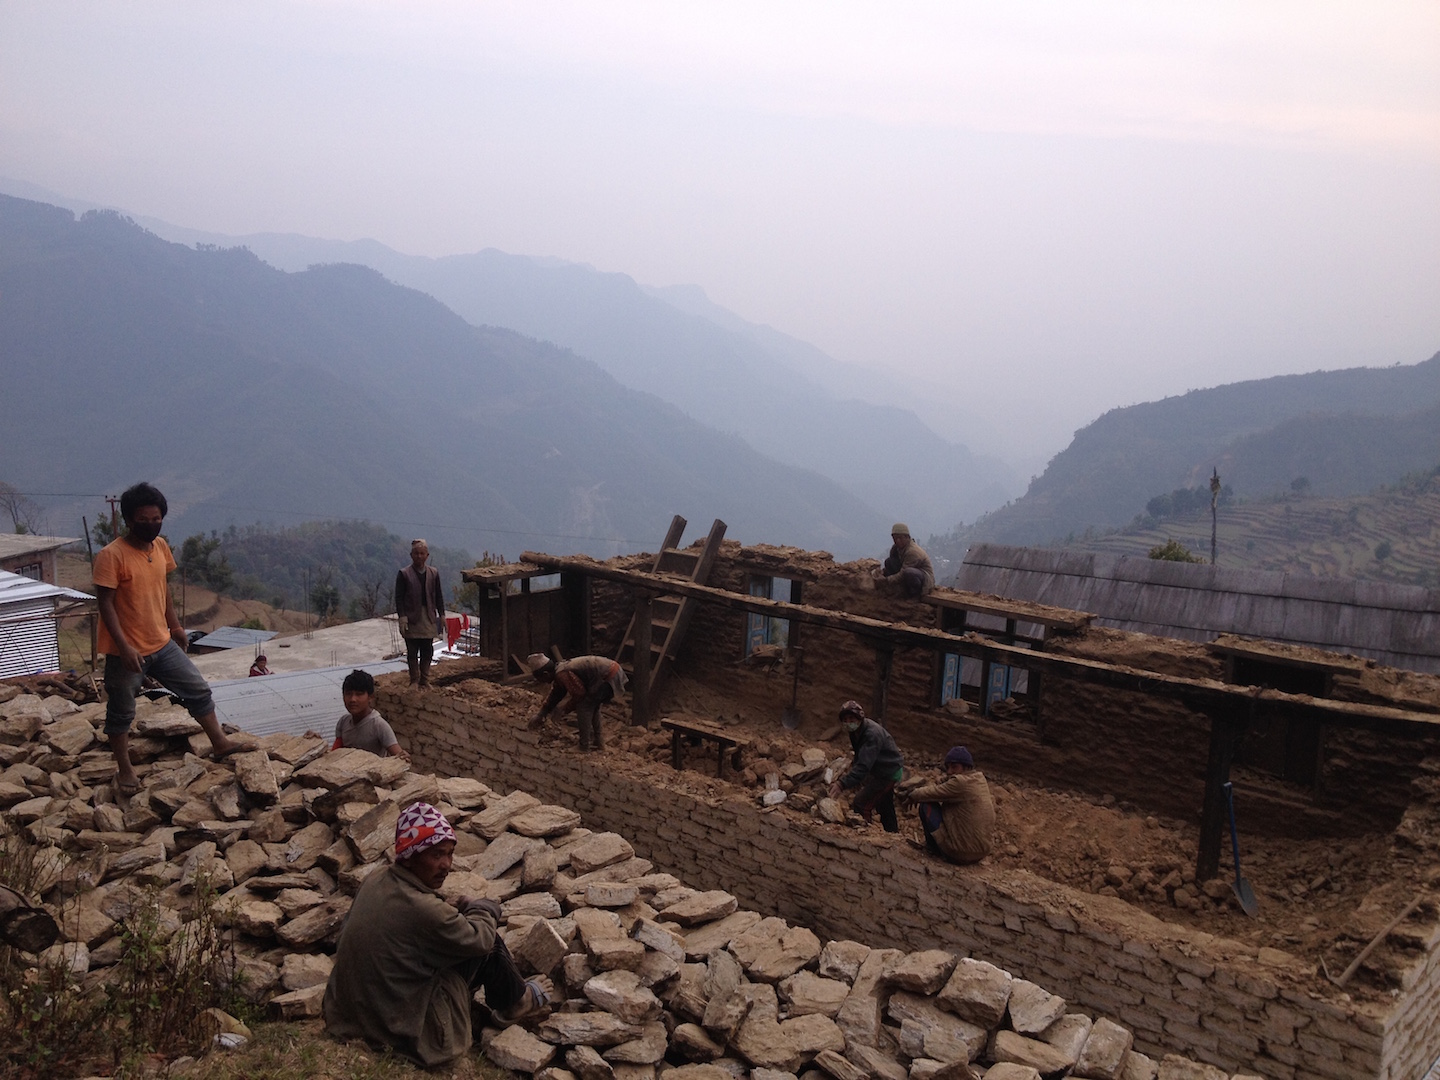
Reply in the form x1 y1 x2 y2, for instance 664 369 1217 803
525 653 626 752
827 699 905 832
323 802 551 1067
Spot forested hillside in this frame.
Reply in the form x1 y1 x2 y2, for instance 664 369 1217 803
940 353 1440 547
0 196 891 559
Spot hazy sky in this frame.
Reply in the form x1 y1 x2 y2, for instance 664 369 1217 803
4 2 1438 465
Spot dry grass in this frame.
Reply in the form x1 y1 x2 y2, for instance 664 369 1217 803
179 1021 512 1080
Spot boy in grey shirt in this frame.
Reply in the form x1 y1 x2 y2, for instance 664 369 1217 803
333 669 410 760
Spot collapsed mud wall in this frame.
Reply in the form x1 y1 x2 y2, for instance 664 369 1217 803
379 668 1440 1080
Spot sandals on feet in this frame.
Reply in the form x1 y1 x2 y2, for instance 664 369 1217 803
114 775 141 796
495 979 552 1025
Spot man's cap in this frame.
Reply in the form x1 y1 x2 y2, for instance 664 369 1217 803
891 523 910 537
395 801 456 859
944 746 974 768
839 700 865 719
524 653 555 675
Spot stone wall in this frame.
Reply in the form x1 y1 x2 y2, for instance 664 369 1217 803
379 672 1440 1080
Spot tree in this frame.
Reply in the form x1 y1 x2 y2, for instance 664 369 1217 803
91 515 116 546
1375 540 1393 561
178 532 234 593
0 483 40 534
1148 538 1205 563
309 570 340 623
1291 476 1311 495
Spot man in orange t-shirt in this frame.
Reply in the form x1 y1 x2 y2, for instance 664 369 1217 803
93 483 240 794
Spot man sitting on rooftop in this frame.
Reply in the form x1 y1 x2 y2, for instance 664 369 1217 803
323 801 551 1067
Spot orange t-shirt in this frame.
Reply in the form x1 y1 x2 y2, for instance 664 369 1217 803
92 536 177 656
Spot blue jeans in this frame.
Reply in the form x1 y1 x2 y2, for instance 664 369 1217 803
104 640 215 736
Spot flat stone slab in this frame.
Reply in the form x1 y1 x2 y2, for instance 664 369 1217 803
778 971 850 1018
280 952 334 990
568 832 636 875
631 918 685 961
730 918 822 983
1006 978 1066 1035
937 957 1011 1029
344 799 400 863
1075 1017 1134 1079
539 1012 645 1047
658 890 738 927
816 940 870 983
511 803 584 838
990 1030 1076 1075
602 1021 667 1065
1155 1058 1227 1080
516 918 570 976
471 790 542 838
475 830 545 878
585 970 663 1024
887 992 986 1064
231 750 279 804
588 882 640 908
489 1024 559 1072
885 949 956 995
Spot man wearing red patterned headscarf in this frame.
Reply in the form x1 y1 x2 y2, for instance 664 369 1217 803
323 802 552 1066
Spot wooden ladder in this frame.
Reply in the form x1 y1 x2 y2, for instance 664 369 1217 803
615 515 727 698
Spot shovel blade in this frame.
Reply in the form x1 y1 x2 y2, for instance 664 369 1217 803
780 706 800 730
1232 877 1259 918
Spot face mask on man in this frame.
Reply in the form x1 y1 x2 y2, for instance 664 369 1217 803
843 719 861 733
129 521 163 543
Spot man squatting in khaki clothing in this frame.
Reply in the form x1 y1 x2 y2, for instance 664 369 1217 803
898 745 996 864
525 653 627 751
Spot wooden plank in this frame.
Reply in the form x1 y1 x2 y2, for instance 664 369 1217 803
519 550 1440 735
923 587 1094 632
461 562 552 584
1196 707 1245 882
1207 634 1367 675
872 645 893 721
633 591 653 727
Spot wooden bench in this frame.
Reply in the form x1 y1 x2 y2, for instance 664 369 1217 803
660 717 752 778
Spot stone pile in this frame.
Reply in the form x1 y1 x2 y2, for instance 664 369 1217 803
0 688 1260 1080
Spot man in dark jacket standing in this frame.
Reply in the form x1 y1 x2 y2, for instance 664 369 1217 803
827 699 904 832
395 539 445 688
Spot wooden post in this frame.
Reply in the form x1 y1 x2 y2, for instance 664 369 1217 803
1196 704 1245 882
872 643 893 722
788 580 804 652
499 584 510 677
632 591 653 726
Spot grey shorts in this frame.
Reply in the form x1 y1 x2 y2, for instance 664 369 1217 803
104 640 215 735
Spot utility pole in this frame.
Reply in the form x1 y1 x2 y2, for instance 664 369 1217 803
1210 468 1221 566
104 495 121 539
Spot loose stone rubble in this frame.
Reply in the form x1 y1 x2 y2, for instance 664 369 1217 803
0 688 1262 1079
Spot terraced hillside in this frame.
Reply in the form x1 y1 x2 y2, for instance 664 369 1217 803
1062 470 1440 587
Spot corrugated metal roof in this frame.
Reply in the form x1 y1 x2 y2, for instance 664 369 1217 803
956 545 1440 674
209 661 408 738
0 535 81 560
190 626 278 650
0 569 92 606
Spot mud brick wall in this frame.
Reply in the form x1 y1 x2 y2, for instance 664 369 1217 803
379 674 1437 1080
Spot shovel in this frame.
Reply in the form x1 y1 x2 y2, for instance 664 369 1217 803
1225 782 1258 917
781 647 804 730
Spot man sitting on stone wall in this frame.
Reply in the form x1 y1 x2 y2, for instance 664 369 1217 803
897 745 996 864
524 653 627 751
323 802 551 1067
